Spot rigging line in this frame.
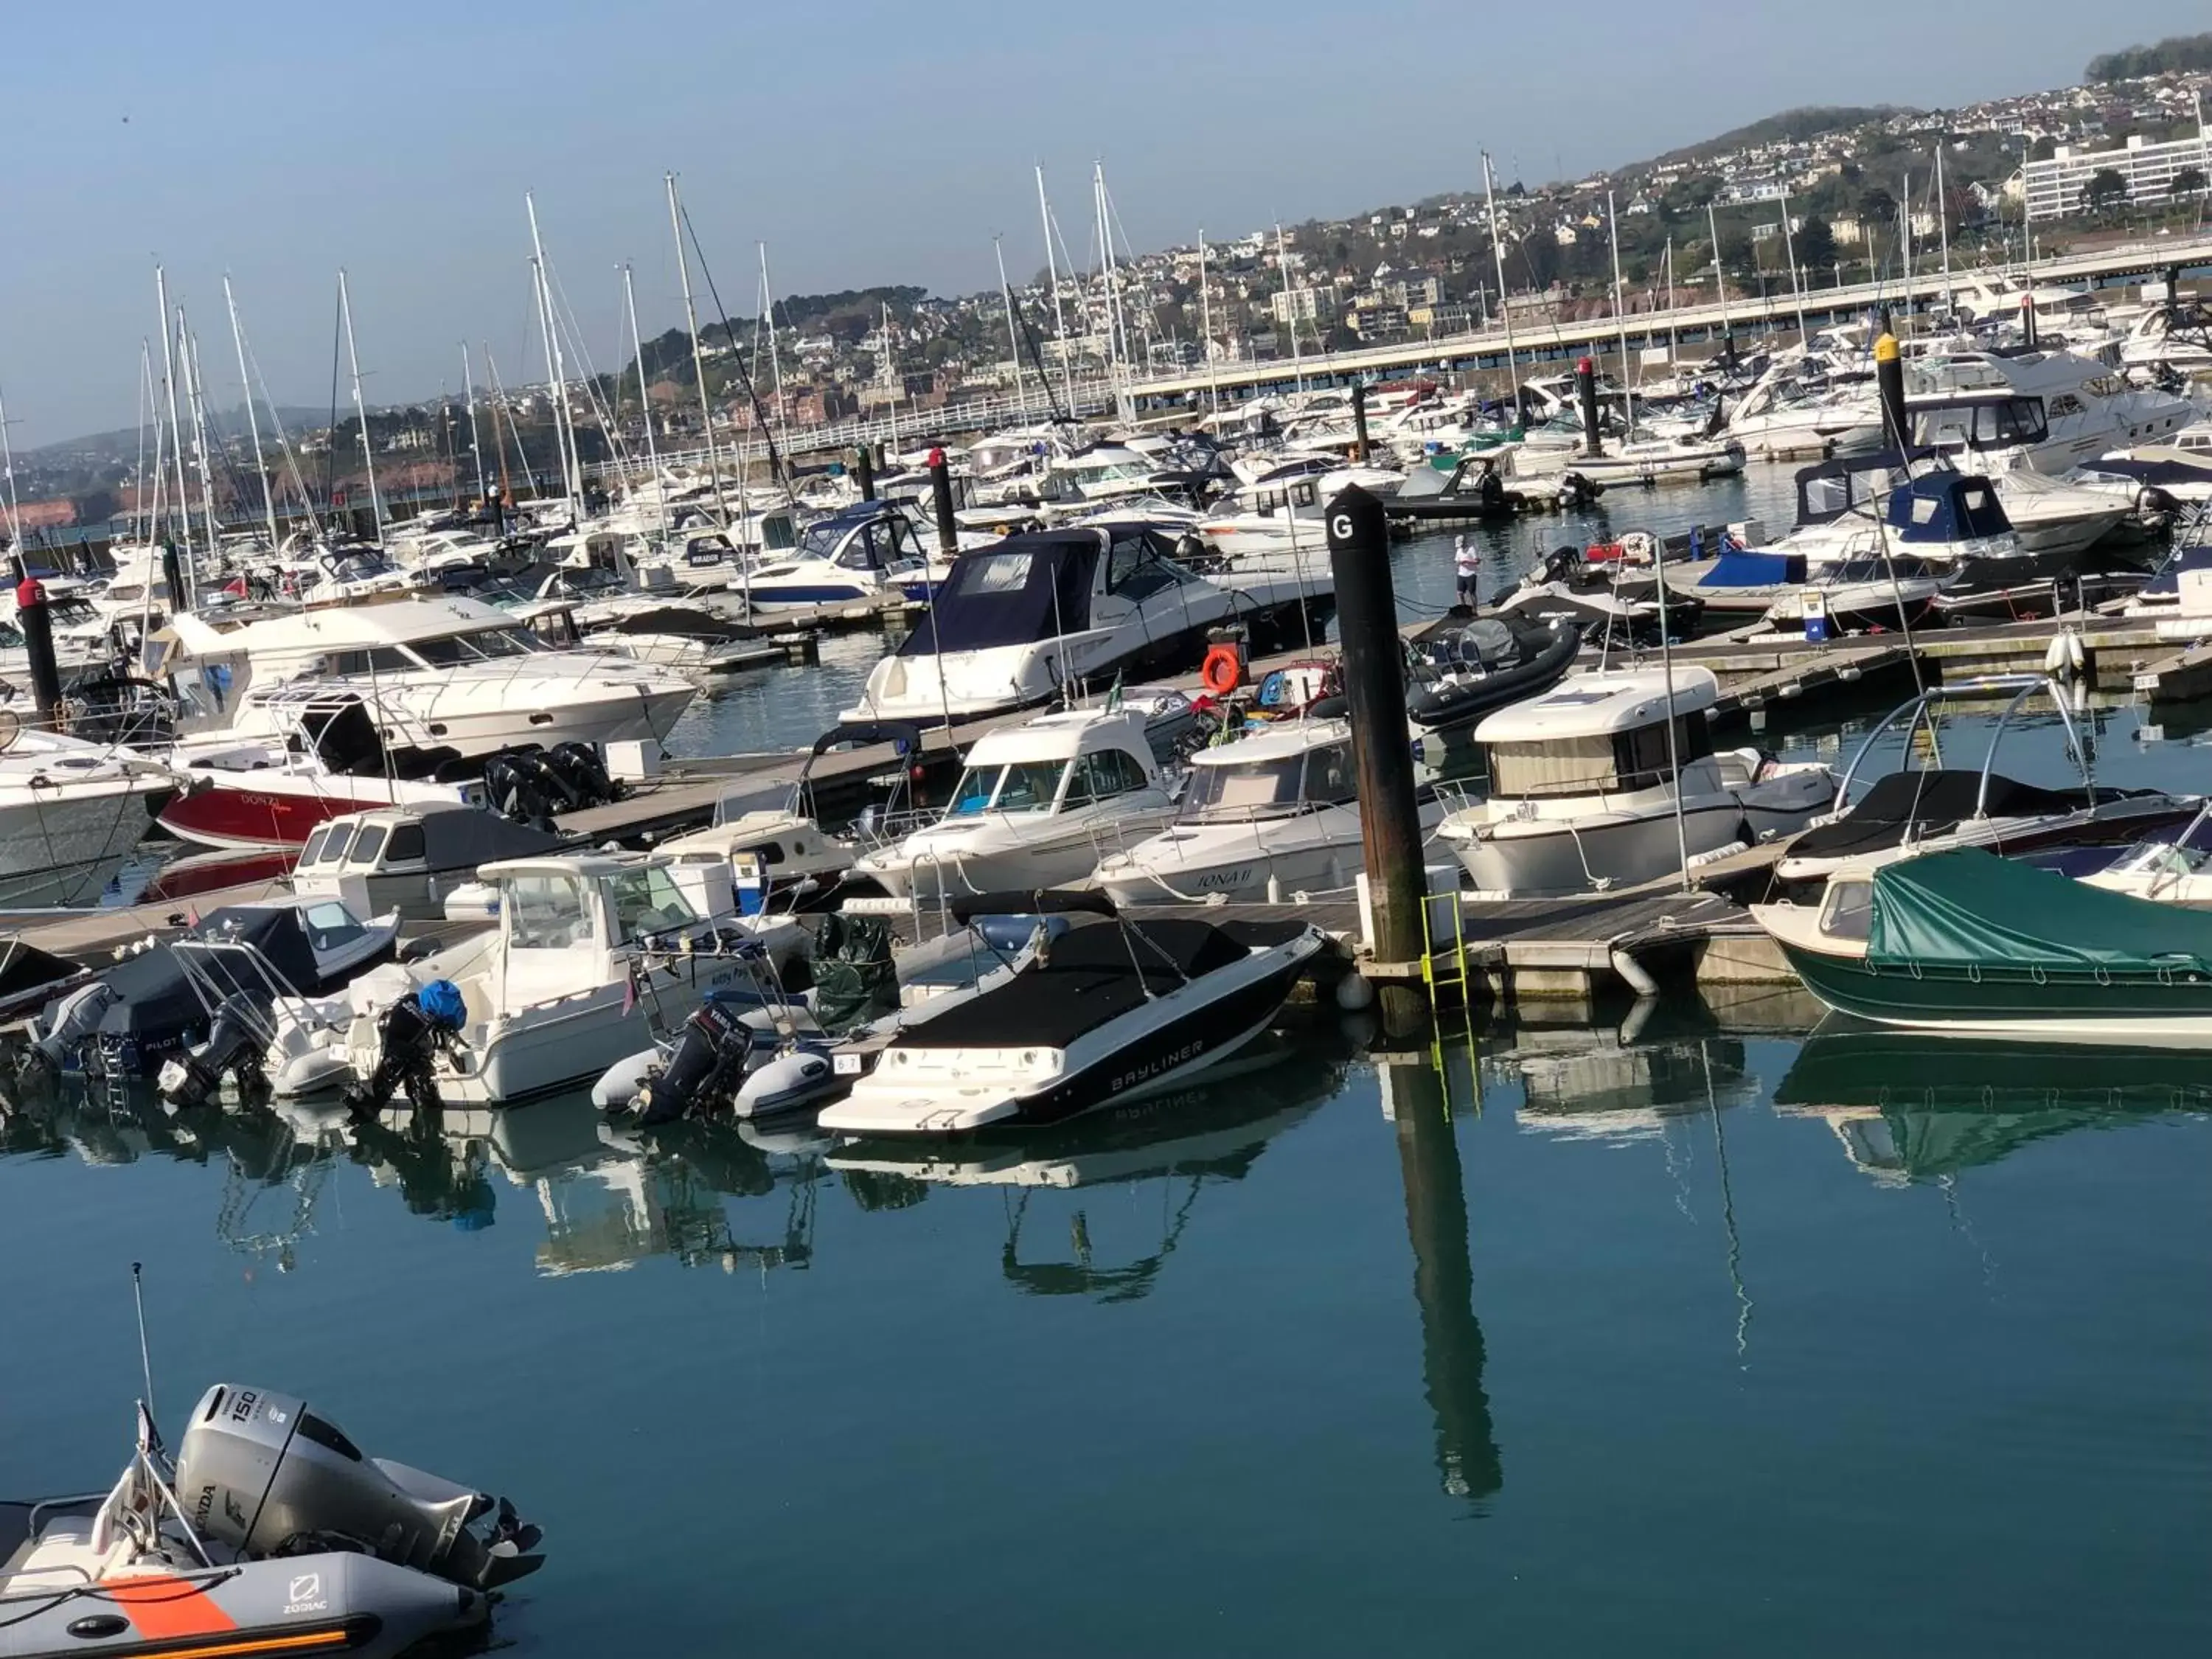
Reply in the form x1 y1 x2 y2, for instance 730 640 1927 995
678 204 794 509
1008 287 1067 425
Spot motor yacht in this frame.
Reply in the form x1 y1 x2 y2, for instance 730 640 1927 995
740 502 931 611
840 524 1327 728
1438 667 1834 897
145 595 696 760
816 891 1325 1137
1775 677 2201 890
1092 717 1444 905
1907 347 2194 474
291 801 566 919
854 706 1178 902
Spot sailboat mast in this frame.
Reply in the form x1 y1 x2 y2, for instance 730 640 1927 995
337 268 386 539
154 265 195 574
461 342 488 506
223 276 281 551
757 241 788 452
1198 229 1221 416
0 384 24 553
525 192 581 521
1276 222 1305 397
993 234 1029 418
1483 154 1520 414
665 172 731 532
1705 203 1732 338
1935 143 1952 308
623 262 668 543
1607 191 1635 422
1034 165 1076 411
1778 189 1807 346
181 318 222 556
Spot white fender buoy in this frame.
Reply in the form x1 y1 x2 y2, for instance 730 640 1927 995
2067 629 2086 672
2042 633 2069 677
1334 972 1376 1012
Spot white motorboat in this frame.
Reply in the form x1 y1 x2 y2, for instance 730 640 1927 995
740 502 930 611
1908 347 2194 475
841 524 1326 728
854 705 1178 902
1093 717 1444 905
1760 553 1947 635
146 595 696 760
817 891 1326 1137
1438 667 1835 897
269 852 806 1105
291 801 566 919
0 719 172 906
2074 803 2212 908
1775 677 2203 889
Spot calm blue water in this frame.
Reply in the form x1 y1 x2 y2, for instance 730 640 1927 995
4 1015 2208 1655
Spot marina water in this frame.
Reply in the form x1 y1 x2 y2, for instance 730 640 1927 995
10 464 2211 1652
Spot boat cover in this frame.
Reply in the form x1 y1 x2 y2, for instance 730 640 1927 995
898 533 1098 654
1697 550 1807 588
1885 473 2011 543
1866 848 2212 975
1790 770 2090 860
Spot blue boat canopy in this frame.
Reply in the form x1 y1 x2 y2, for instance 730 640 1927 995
1884 473 2011 543
1698 549 1808 588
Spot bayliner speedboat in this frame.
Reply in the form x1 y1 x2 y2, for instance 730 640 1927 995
1093 718 1445 905
841 523 1326 727
1775 677 2201 890
817 891 1325 1137
1438 667 1834 897
0 1385 540 1659
854 705 1178 901
739 502 931 611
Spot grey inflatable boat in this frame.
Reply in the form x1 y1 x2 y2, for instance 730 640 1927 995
0 1384 543 1659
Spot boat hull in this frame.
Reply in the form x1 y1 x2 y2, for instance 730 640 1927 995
0 785 162 907
1776 936 2212 1045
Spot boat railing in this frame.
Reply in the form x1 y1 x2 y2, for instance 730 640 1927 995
1831 673 2089 818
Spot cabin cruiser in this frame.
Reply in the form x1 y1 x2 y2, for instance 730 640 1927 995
739 502 931 611
841 524 1326 728
817 891 1326 1137
1907 347 2194 475
854 706 1178 902
291 801 566 919
1759 552 1947 636
0 1387 541 1659
146 596 696 760
2070 803 2212 907
1093 718 1441 905
1775 677 2201 890
1439 667 1835 897
0 721 173 906
2120 540 2212 636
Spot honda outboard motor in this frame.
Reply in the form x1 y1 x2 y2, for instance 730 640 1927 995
176 1383 542 1590
629 998 754 1127
344 981 465 1119
547 741 619 806
157 995 269 1111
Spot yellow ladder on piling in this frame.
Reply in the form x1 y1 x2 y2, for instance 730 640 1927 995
1419 880 1480 1113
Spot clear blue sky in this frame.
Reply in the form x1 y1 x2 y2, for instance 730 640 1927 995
9 0 2206 446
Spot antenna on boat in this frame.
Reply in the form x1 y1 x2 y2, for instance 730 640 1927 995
131 1260 159 1421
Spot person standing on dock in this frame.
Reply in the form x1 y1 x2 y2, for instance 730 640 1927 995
1453 535 1481 611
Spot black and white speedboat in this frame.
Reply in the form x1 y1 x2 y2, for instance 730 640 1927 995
839 524 1328 727
815 891 1325 1137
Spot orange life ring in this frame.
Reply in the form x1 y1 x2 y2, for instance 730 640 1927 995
1200 643 1243 696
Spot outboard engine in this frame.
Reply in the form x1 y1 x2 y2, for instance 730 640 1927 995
627 998 755 1127
175 1383 543 1590
27 980 119 1072
344 981 465 1119
1555 471 1601 510
547 741 619 806
157 995 269 1111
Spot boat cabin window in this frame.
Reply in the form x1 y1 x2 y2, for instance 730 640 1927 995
349 824 389 866
409 627 538 665
608 863 701 943
329 647 416 677
1180 740 1358 818
1910 398 2047 449
1616 715 1714 788
947 759 1067 815
507 874 594 950
386 822 426 863
1819 879 1874 942
299 825 331 865
302 900 366 954
310 824 358 866
1106 529 1199 602
1486 735 1618 796
1062 747 1151 805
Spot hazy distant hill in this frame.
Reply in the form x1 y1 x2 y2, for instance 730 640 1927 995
31 404 327 461
2087 32 2212 82
1653 105 1916 165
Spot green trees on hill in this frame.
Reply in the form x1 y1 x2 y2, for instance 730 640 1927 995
2086 33 2212 81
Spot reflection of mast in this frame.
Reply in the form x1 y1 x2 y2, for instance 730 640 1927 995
1382 1059 1501 1502
1699 1040 1753 1366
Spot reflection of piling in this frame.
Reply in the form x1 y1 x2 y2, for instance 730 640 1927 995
1385 1058 1501 1502
1352 383 1371 465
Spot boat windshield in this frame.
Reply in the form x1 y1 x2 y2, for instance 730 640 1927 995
946 759 1068 815
2108 808 2212 877
609 863 701 942
408 627 542 665
1828 556 1939 582
799 518 860 560
1179 740 1357 821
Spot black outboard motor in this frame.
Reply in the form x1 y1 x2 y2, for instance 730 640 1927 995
158 995 270 1111
175 1383 543 1590
629 999 756 1127
546 741 619 807
344 982 465 1119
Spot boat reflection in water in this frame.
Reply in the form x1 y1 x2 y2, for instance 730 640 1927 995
1775 1023 2212 1183
827 1033 1348 1303
1481 1005 1758 1142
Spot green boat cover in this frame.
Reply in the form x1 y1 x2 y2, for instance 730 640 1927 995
1868 848 2212 975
